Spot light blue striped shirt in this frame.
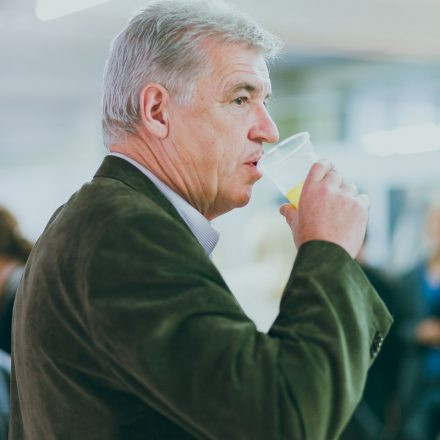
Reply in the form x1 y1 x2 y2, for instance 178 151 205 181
109 153 219 256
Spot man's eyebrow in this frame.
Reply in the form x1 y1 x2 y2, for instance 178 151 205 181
227 81 272 99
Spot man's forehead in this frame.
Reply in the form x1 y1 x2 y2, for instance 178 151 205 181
206 43 272 94
218 60 272 96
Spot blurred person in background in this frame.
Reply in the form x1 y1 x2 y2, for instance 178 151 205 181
0 205 31 440
396 204 440 440
0 348 10 440
9 1 392 439
0 205 33 354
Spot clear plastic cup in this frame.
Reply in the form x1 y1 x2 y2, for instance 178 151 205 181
259 132 318 209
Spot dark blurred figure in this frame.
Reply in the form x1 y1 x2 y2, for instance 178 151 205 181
341 244 404 440
0 349 10 440
397 206 440 440
0 206 31 440
0 206 32 354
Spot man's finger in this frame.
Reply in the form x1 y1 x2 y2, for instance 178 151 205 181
305 159 334 184
355 193 370 209
339 182 358 197
280 203 298 223
322 169 343 189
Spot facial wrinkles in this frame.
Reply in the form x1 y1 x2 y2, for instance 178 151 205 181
166 46 272 218
171 78 230 216
217 69 270 161
216 57 271 104
164 114 217 215
199 59 270 216
174 138 214 214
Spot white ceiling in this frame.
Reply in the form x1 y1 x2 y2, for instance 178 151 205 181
2 0 440 96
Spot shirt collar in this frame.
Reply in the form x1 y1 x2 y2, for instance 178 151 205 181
109 153 219 255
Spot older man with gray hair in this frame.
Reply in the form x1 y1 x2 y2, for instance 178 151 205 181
10 1 392 439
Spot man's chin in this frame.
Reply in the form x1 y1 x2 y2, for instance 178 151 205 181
234 187 253 208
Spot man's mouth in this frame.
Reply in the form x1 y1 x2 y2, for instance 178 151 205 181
243 156 263 179
245 160 259 167
244 154 263 168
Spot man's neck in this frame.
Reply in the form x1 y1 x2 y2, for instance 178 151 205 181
108 133 216 219
109 134 160 178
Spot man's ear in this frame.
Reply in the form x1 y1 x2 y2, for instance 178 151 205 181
138 84 169 139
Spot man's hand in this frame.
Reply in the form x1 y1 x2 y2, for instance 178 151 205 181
279 160 370 259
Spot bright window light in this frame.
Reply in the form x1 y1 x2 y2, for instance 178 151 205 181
361 123 440 156
36 0 111 21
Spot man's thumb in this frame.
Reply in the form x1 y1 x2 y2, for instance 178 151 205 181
279 203 298 223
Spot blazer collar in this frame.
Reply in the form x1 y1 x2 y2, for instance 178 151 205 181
93 155 184 224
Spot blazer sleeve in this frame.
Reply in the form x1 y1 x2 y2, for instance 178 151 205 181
84 210 392 440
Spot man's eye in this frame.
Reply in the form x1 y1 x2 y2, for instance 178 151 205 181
234 97 248 106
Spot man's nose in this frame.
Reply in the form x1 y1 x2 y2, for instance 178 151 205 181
249 105 279 145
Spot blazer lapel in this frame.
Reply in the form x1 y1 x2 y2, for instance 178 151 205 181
93 155 188 228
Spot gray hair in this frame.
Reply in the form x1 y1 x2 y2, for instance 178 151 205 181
101 0 282 146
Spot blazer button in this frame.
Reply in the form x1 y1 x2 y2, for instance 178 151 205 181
370 331 383 358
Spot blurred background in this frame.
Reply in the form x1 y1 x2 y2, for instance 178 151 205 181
1 0 440 438
0 0 440 324
2 0 440 324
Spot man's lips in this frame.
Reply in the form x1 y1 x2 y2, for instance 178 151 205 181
243 154 263 179
244 160 259 167
244 154 263 167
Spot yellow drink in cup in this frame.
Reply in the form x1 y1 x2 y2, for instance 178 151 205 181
259 132 318 210
286 181 304 209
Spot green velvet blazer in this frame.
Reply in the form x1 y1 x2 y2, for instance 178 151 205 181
10 156 392 440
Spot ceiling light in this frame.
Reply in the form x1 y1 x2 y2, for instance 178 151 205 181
36 0 111 21
361 123 440 156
